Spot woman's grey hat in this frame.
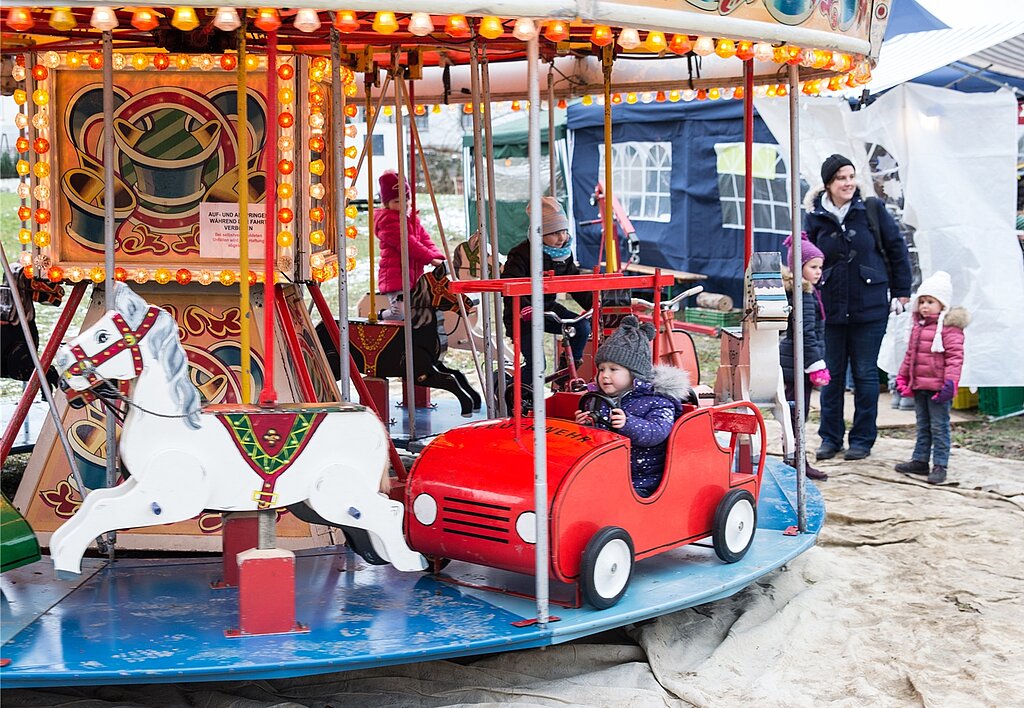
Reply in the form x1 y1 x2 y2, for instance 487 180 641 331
595 315 656 381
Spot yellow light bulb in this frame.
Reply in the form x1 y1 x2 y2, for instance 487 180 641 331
172 7 199 32
277 182 293 199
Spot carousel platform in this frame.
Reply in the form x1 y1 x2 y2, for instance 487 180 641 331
0 458 822 688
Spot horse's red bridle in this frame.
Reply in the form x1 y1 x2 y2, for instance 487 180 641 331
65 307 162 386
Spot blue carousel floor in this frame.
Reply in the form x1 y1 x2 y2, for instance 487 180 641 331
0 459 823 688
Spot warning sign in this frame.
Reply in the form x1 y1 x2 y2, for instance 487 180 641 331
199 203 267 258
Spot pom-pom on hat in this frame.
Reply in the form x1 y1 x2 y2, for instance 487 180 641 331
528 196 570 236
821 153 854 186
783 232 824 271
595 315 656 381
915 270 954 353
378 170 411 204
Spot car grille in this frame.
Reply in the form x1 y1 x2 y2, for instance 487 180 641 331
440 496 512 544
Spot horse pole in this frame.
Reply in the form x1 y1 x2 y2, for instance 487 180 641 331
481 47 507 416
330 27 351 401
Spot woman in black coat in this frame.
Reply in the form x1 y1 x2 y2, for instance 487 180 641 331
804 154 912 462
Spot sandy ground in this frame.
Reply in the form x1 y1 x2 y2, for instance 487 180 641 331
5 432 1021 708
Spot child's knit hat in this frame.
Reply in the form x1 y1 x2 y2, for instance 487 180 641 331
915 270 953 353
595 315 656 381
379 170 410 204
528 196 569 236
783 232 824 271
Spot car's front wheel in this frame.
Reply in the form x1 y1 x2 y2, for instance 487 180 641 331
712 489 757 563
580 526 634 609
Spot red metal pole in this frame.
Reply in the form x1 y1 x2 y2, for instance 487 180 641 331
743 59 754 270
1 282 86 463
259 30 279 407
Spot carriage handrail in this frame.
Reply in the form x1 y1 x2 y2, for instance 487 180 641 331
631 285 705 313
449 272 675 297
543 309 594 327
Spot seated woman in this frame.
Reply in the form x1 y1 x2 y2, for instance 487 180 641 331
575 316 690 497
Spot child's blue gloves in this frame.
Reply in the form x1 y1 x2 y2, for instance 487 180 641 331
932 379 957 404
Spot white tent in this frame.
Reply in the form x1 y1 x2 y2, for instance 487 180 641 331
757 83 1024 388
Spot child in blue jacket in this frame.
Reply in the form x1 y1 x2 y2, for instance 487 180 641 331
575 316 689 497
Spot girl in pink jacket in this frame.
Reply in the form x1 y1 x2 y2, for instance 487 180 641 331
375 171 444 320
894 271 969 485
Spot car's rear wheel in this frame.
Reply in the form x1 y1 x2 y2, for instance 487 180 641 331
580 526 634 609
712 489 757 563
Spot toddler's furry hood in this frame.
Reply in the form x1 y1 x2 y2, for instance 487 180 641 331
648 364 691 400
781 265 816 294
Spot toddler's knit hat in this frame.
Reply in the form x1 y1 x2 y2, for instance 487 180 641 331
595 315 656 381
821 153 854 186
528 196 569 236
915 270 953 353
783 232 825 271
379 170 410 204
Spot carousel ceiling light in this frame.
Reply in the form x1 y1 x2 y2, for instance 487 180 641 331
49 8 77 32
407 12 434 36
372 11 398 34
617 28 640 50
132 52 150 69
693 36 714 56
42 51 61 69
12 65 27 81
171 7 200 32
479 16 504 39
643 31 666 53
334 10 359 33
31 64 48 81
293 9 321 33
7 7 34 32
590 25 613 47
668 34 691 55
753 42 774 62
131 8 159 31
715 38 736 58
254 8 281 32
213 7 240 31
736 40 754 61
543 20 569 43
512 18 536 41
90 6 119 31
445 15 470 38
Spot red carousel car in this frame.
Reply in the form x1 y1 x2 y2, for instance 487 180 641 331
404 273 766 609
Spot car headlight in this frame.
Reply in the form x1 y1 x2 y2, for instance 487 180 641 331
516 511 537 544
412 493 437 526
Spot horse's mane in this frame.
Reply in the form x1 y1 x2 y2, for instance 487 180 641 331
408 274 437 329
115 284 201 429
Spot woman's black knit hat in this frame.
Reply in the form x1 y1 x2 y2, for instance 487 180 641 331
821 153 854 186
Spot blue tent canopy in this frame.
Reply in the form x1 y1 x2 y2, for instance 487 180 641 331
568 100 781 303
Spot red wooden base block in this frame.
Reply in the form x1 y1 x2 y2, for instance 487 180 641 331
401 381 431 408
211 511 259 589
226 548 309 637
362 376 389 419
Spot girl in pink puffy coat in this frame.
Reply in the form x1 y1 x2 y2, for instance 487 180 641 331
375 171 444 320
894 271 969 485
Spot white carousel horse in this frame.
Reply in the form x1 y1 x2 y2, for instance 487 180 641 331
51 282 425 575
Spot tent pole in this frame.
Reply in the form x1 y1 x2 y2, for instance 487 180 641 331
743 59 754 270
481 48 507 416
527 33 550 628
788 64 807 534
547 67 557 198
330 28 351 401
601 46 617 274
391 53 417 438
469 39 496 417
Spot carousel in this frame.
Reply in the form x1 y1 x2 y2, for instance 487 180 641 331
0 1 885 687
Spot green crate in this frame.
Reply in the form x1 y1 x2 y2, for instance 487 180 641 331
684 307 742 328
977 387 1024 417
